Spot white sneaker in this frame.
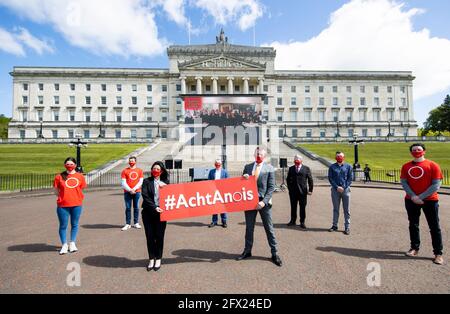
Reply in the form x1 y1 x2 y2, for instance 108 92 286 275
69 242 78 253
121 224 131 231
59 243 69 255
133 223 142 229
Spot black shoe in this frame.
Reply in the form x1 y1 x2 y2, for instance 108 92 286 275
329 226 338 232
271 255 283 267
287 221 296 226
344 229 350 235
154 266 161 271
222 223 228 228
300 223 307 229
208 223 217 228
236 252 252 261
147 260 155 272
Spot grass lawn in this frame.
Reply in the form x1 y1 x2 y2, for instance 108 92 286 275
0 144 147 174
300 142 450 170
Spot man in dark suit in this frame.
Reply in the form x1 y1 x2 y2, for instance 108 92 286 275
237 147 282 267
286 154 313 229
208 159 229 228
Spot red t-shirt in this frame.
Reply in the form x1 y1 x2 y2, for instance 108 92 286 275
53 172 87 207
400 159 443 201
121 167 144 192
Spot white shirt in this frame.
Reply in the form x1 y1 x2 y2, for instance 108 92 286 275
214 169 222 180
154 179 160 207
295 164 303 173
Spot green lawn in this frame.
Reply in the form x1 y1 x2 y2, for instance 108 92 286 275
300 142 450 170
0 144 147 174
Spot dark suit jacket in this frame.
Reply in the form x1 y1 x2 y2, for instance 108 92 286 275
286 165 313 195
208 168 229 180
141 177 170 211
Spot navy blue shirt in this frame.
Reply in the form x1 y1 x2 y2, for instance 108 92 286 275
328 163 353 190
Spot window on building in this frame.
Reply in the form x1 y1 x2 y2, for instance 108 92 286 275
235 85 240 92
388 97 394 106
306 129 312 138
70 96 75 105
39 83 44 91
101 84 106 92
291 97 297 106
333 86 338 93
147 96 153 106
319 97 325 106
146 129 153 138
101 96 107 105
276 111 283 122
132 96 137 105
100 110 106 122
131 110 138 122
401 98 407 107
360 86 365 93
320 129 326 138
305 97 311 107
400 86 406 93
37 110 43 121
362 129 368 137
53 110 60 122
360 97 366 106
319 86 324 93
318 110 325 121
86 84 91 91
347 97 352 106
333 97 339 106
249 85 255 93
70 84 75 91
161 111 168 122
161 96 168 106
52 130 58 139
116 111 122 122
22 96 28 105
373 109 381 121
277 86 282 93
388 110 394 121
346 86 352 93
278 129 284 138
176 110 182 120
374 86 379 93
21 110 28 122
68 130 74 139
305 86 310 93
290 110 298 121
176 84 181 92
85 96 91 105
348 129 354 138
117 84 122 92
23 83 28 91
69 110 75 122
401 110 409 121
359 109 367 121
115 129 121 139
263 110 269 121
162 85 168 92
146 110 153 122
303 110 312 121
147 84 152 92
332 110 339 122
19 130 26 139
374 97 380 107
205 85 211 92
54 83 59 91
132 84 137 92
277 97 283 106
263 85 268 92
191 85 196 92
387 86 393 93
131 129 137 139
220 85 226 92
376 129 382 137
85 110 91 122
54 96 60 105
346 110 353 122
116 96 122 105
291 86 296 93
84 130 90 139
292 129 298 138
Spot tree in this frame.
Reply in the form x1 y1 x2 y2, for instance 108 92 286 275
0 114 11 139
424 95 450 135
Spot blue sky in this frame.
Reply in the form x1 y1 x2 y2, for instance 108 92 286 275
1 0 450 127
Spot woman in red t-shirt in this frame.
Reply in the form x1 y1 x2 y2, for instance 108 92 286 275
53 157 87 255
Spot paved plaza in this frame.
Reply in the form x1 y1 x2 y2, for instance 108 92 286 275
0 185 448 294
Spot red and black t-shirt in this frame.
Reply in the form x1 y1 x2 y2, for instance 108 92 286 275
400 159 443 201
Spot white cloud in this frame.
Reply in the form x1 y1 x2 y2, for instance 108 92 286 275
0 26 53 56
0 0 168 57
0 27 25 56
193 0 264 31
266 0 450 100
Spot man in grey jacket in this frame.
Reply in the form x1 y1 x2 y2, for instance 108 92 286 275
237 147 282 267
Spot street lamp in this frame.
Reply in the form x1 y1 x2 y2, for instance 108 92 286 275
38 121 44 139
349 133 364 180
156 121 161 138
335 120 340 138
98 123 104 138
387 120 392 139
69 134 88 173
284 123 287 138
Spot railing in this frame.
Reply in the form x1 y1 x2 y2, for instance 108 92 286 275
1 169 448 193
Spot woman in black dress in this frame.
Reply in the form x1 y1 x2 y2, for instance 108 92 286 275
141 161 169 271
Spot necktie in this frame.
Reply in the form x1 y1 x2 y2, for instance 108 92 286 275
254 164 261 179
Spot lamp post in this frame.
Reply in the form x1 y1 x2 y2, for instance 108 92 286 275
284 123 287 138
349 133 364 181
335 120 340 138
69 134 88 173
156 121 161 138
38 121 44 139
387 120 391 140
98 122 104 138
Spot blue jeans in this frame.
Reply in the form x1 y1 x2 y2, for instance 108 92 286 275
331 188 351 230
212 213 227 224
124 192 141 224
57 206 83 245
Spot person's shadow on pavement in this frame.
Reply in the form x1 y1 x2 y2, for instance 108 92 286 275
8 243 59 253
316 246 431 260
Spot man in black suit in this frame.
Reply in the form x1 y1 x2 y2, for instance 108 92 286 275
286 154 313 229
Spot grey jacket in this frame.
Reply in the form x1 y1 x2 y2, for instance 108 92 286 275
243 162 275 206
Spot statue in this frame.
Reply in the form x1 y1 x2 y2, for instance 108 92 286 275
216 28 228 44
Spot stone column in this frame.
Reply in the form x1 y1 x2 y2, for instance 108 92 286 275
180 76 187 95
227 77 234 95
243 77 250 94
258 77 264 94
195 77 203 95
211 77 219 95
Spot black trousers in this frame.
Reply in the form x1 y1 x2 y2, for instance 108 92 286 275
405 199 443 255
289 191 307 224
364 173 371 182
142 209 167 260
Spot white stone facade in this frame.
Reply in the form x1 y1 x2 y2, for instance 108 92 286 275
9 34 417 140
